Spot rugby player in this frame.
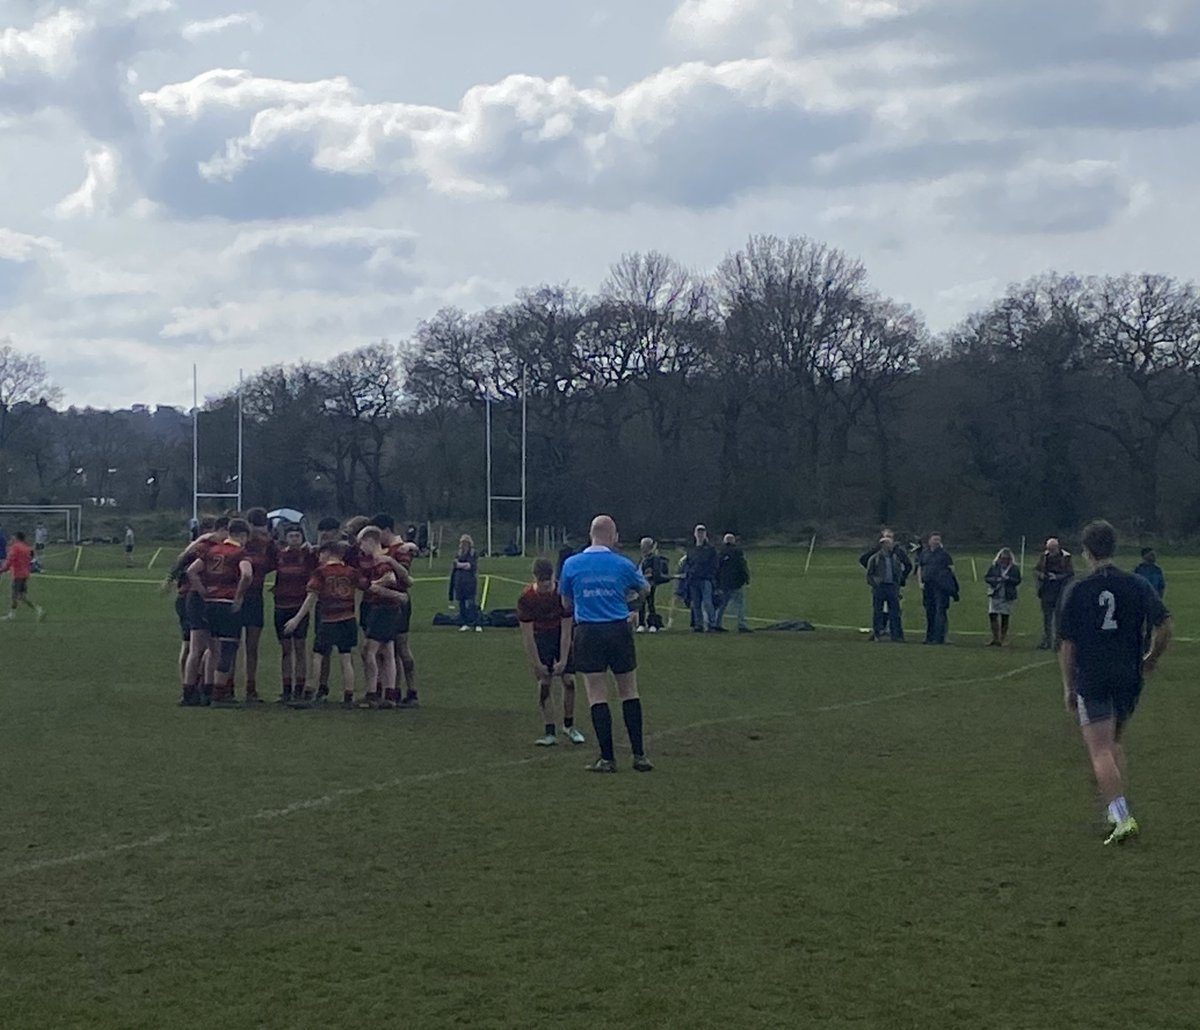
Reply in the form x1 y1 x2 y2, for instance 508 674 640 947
285 541 360 706
272 523 316 703
356 527 408 708
1059 520 1173 845
518 558 585 747
239 507 278 703
371 513 418 707
186 518 253 706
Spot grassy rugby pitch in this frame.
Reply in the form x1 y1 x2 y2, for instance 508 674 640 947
1 543 1198 1029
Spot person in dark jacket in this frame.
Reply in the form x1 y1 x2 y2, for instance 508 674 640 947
715 533 752 633
449 534 481 632
685 524 719 632
916 533 957 644
985 547 1022 647
1034 537 1074 649
1134 548 1167 599
865 537 906 641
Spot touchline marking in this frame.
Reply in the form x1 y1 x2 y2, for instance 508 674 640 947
0 661 1052 880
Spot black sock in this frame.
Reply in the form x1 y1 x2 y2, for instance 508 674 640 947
590 703 615 761
622 698 645 757
563 717 574 729
544 723 556 737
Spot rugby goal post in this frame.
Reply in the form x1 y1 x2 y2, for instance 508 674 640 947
192 365 244 520
0 504 83 544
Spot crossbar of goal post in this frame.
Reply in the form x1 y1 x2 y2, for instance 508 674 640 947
192 365 244 522
0 504 83 544
484 366 528 559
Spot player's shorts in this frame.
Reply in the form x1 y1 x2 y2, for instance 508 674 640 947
205 601 243 641
185 591 207 633
175 595 190 640
396 599 412 636
364 605 402 643
359 600 375 631
534 628 575 675
12 578 28 598
274 605 309 641
1077 678 1143 730
240 592 265 630
573 620 637 676
315 619 358 655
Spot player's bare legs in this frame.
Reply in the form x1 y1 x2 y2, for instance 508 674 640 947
396 634 418 706
182 628 210 705
244 626 262 699
561 672 576 725
338 651 356 705
1081 719 1125 810
363 640 381 703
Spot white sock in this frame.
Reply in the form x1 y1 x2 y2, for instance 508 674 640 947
1108 797 1131 824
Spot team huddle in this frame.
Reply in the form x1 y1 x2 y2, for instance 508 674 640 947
168 509 419 709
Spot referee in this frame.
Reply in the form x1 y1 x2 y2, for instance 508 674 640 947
560 515 653 773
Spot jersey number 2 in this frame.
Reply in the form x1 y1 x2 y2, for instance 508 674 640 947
1098 591 1118 631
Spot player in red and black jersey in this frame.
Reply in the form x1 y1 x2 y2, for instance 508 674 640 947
185 519 253 705
355 527 409 708
165 516 221 704
272 523 317 702
518 558 585 747
372 512 419 706
285 541 362 706
239 507 278 703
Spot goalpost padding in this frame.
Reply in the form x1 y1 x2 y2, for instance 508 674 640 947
0 505 82 544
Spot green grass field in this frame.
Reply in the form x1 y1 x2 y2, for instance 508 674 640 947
2 543 1198 1029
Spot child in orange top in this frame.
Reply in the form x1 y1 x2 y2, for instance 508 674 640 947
0 532 44 621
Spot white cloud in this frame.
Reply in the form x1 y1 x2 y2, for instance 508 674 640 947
54 146 120 218
181 12 263 42
137 59 866 214
938 160 1141 235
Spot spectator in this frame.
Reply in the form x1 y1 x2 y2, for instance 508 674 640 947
685 524 719 633
715 533 753 634
916 533 958 645
450 534 482 633
124 525 136 568
637 538 670 633
1133 548 1166 599
858 527 895 570
557 534 578 579
865 536 906 642
1034 537 1075 649
985 547 1022 647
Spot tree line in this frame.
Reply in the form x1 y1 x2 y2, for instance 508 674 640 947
5 235 1200 543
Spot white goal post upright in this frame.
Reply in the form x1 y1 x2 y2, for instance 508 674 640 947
0 505 82 543
192 365 244 521
484 364 528 559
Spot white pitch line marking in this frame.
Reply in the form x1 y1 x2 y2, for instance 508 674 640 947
0 660 1053 880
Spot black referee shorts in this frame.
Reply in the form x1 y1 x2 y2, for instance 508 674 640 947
573 620 637 676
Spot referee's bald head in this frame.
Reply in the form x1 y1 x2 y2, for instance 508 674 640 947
590 514 618 548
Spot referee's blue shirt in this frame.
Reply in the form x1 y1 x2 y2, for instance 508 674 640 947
560 546 648 623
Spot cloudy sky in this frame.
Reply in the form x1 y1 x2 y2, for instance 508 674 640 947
3 0 1199 408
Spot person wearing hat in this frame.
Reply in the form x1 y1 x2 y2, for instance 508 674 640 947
685 524 719 633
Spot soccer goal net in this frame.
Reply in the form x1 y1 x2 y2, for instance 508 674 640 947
0 505 83 544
